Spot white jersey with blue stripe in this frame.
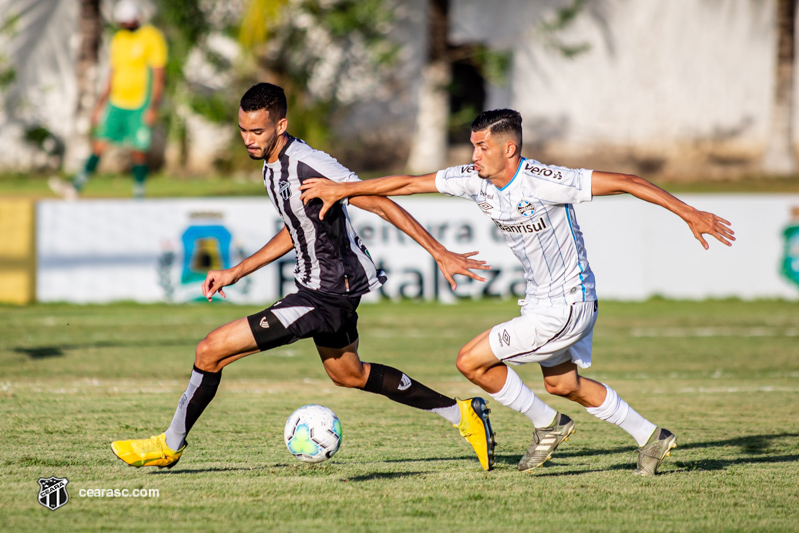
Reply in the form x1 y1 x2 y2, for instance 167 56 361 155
435 158 596 307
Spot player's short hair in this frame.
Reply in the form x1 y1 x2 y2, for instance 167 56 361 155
240 83 288 122
471 109 522 148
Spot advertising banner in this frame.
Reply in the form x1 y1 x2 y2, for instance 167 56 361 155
36 194 799 304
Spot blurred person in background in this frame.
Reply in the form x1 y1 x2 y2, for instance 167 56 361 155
50 0 167 199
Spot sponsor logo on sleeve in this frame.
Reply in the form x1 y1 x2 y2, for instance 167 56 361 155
525 162 563 180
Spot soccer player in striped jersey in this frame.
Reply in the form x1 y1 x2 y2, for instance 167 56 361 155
300 108 735 475
111 84 497 471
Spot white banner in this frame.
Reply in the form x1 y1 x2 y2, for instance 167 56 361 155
36 194 799 303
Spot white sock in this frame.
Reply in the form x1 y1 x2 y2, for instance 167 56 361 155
164 370 203 450
489 367 557 427
434 404 462 425
586 384 657 446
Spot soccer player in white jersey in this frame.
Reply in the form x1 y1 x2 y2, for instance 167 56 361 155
110 84 498 471
300 109 735 475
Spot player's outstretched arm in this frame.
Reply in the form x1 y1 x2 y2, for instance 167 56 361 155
202 226 294 301
349 195 491 289
299 173 438 220
591 171 735 249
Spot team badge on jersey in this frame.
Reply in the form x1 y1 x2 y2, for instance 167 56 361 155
279 180 292 200
517 199 536 217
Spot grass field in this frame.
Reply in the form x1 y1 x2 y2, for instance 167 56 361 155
4 171 799 199
1 299 798 532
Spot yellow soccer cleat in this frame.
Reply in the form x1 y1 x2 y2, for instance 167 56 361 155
111 433 186 469
455 397 496 471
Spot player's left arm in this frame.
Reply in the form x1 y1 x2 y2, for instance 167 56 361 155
348 195 491 289
300 173 438 220
591 171 735 249
144 67 165 126
144 28 168 126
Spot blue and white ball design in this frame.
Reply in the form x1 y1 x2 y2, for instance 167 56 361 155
284 404 342 463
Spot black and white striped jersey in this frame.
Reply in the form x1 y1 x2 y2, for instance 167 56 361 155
262 135 386 296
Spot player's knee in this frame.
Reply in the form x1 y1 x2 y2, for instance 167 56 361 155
194 337 221 372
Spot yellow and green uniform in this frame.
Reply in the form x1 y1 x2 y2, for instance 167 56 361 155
95 24 167 151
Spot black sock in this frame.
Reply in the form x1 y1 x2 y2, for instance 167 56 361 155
361 363 456 411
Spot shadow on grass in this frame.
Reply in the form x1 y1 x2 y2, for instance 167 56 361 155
14 346 65 358
147 434 799 477
343 471 426 482
13 339 196 358
151 465 426 483
150 466 268 475
495 433 799 475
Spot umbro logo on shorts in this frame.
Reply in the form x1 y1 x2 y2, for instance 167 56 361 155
259 317 270 329
498 329 511 347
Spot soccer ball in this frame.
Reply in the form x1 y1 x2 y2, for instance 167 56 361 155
284 404 342 463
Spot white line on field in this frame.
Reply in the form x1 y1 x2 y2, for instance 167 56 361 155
630 327 799 337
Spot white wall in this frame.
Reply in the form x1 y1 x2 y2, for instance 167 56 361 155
36 195 799 304
450 0 781 176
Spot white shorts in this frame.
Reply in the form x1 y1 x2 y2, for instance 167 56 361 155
489 300 598 368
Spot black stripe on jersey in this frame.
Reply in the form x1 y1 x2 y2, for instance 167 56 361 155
280 159 313 285
298 161 373 294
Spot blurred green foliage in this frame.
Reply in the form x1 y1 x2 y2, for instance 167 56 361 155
0 12 20 93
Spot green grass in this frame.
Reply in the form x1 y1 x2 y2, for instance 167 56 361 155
1 299 798 532
4 171 799 199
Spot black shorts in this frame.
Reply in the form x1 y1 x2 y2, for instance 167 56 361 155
246 287 360 351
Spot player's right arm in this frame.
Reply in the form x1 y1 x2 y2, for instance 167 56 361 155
299 173 439 220
91 74 113 126
202 226 293 301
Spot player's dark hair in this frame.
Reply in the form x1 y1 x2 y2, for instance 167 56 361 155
240 83 288 121
471 109 522 148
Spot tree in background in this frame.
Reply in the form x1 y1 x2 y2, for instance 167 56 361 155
763 0 796 176
406 0 588 174
69 0 102 170
238 0 398 151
